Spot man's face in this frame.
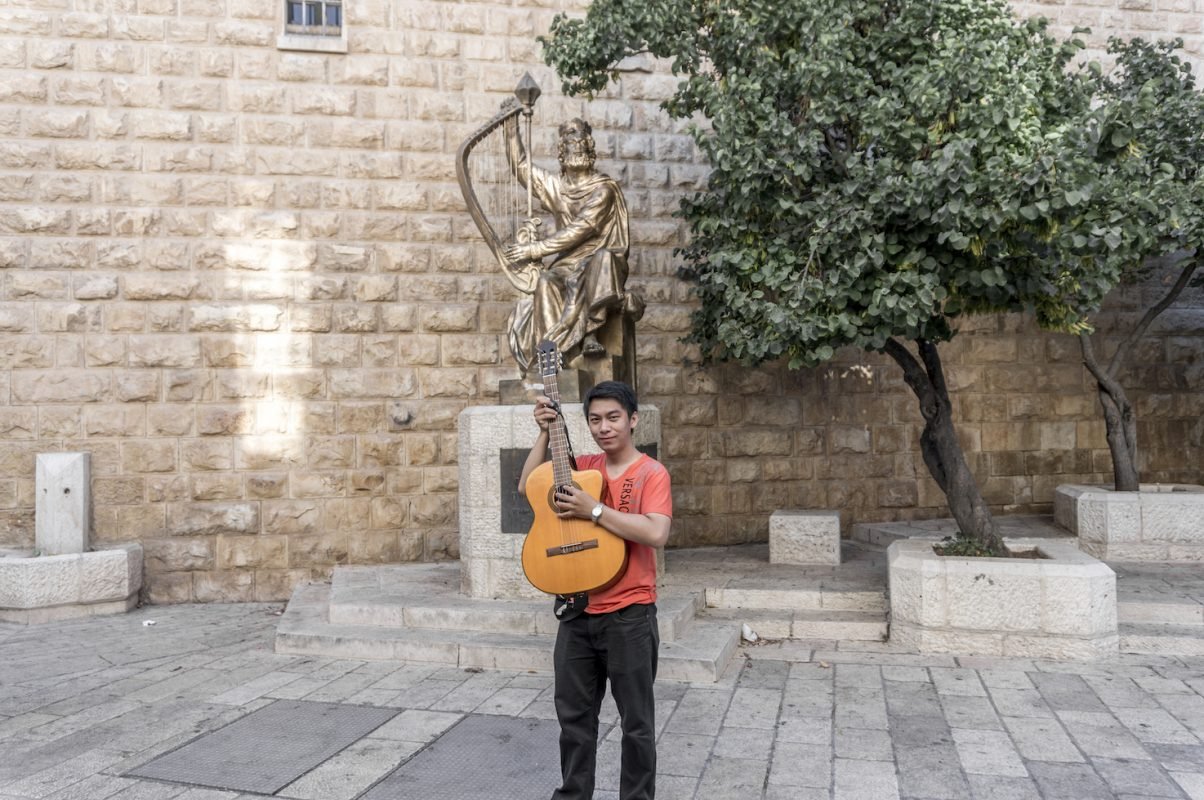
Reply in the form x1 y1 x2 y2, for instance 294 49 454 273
586 398 636 454
558 130 595 172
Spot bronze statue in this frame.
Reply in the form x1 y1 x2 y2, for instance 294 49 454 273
456 75 642 387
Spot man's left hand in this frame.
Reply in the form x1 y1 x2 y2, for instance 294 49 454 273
554 484 598 520
505 242 541 263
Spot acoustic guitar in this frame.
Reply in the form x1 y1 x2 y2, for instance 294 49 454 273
521 341 628 595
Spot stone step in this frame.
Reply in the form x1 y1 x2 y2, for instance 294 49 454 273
1119 623 1204 656
705 583 886 613
276 583 739 683
1117 598 1204 627
327 564 702 644
703 607 888 642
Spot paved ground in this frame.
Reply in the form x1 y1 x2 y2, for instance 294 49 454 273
2 602 1204 800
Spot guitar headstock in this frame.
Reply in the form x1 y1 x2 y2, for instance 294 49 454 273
536 340 561 380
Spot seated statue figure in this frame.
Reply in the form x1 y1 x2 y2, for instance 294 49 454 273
500 115 644 380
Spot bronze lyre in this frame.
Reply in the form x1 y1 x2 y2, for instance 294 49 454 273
455 73 544 295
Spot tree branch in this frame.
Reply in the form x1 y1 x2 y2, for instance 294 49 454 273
883 338 936 419
1079 331 1129 404
1107 252 1198 376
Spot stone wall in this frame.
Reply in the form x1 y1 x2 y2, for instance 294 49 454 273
0 0 1200 603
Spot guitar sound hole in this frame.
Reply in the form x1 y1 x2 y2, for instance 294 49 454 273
547 481 583 513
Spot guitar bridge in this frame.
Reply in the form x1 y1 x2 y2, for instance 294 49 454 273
546 540 600 557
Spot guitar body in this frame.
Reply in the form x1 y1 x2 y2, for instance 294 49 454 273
521 460 628 596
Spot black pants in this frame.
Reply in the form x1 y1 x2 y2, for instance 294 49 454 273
551 603 659 800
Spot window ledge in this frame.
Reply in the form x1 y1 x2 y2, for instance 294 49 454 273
277 32 347 54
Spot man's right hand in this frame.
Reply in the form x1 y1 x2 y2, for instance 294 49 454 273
533 395 558 433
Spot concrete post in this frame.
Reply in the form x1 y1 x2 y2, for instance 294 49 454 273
35 452 91 555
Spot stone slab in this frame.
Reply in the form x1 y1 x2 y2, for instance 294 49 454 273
888 538 1118 660
35 452 91 556
127 699 397 794
1057 484 1204 561
360 714 562 800
769 510 841 566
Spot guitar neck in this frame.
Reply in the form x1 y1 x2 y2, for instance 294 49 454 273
545 377 574 487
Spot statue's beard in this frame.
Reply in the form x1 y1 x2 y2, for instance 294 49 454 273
560 152 595 174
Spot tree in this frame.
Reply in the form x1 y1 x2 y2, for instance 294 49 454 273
1067 38 1203 491
542 0 1135 552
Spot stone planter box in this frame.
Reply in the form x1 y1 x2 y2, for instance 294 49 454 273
1055 484 1204 561
0 544 143 624
888 538 1117 660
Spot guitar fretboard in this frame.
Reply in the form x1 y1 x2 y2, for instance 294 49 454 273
544 373 574 489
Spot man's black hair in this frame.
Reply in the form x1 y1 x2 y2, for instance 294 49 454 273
584 380 638 416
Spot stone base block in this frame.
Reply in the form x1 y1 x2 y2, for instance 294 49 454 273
769 510 840 565
1056 484 1204 561
888 538 1117 661
0 544 142 624
457 403 660 599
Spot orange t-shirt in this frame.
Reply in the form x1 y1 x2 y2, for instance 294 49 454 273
575 453 673 614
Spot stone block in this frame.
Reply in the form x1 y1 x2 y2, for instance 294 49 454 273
1055 484 1204 560
456 403 660 599
888 538 1117 661
35 452 90 555
769 510 840 566
0 543 141 621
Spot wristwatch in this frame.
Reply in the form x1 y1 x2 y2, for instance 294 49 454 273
590 503 604 523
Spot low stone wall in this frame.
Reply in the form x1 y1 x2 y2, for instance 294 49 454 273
1055 484 1204 560
888 538 1118 660
0 543 143 623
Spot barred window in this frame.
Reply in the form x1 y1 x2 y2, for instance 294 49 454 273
285 0 342 36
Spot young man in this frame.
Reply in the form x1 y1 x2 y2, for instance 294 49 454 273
517 380 672 800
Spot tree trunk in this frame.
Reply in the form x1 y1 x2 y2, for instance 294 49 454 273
884 338 1004 553
1079 254 1197 492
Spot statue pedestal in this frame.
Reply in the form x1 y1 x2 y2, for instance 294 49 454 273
457 403 662 599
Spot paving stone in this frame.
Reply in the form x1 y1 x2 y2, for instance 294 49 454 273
834 726 893 760
666 688 730 736
360 715 561 800
834 686 887 730
370 709 462 742
768 741 830 788
989 687 1055 718
277 737 420 800
1031 672 1111 713
1092 756 1185 797
736 659 790 689
1057 710 1155 760
1171 771 1204 799
712 725 773 760
106 783 187 799
953 727 1028 777
1148 742 1204 772
894 743 969 799
882 666 931 683
1027 761 1118 799
696 755 770 796
774 713 830 745
940 694 1003 731
965 774 1042 800
885 681 944 717
1002 715 1085 763
1113 705 1200 744
978 670 1035 690
656 732 712 777
1081 674 1163 710
931 667 988 697
834 757 898 800
724 687 781 729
